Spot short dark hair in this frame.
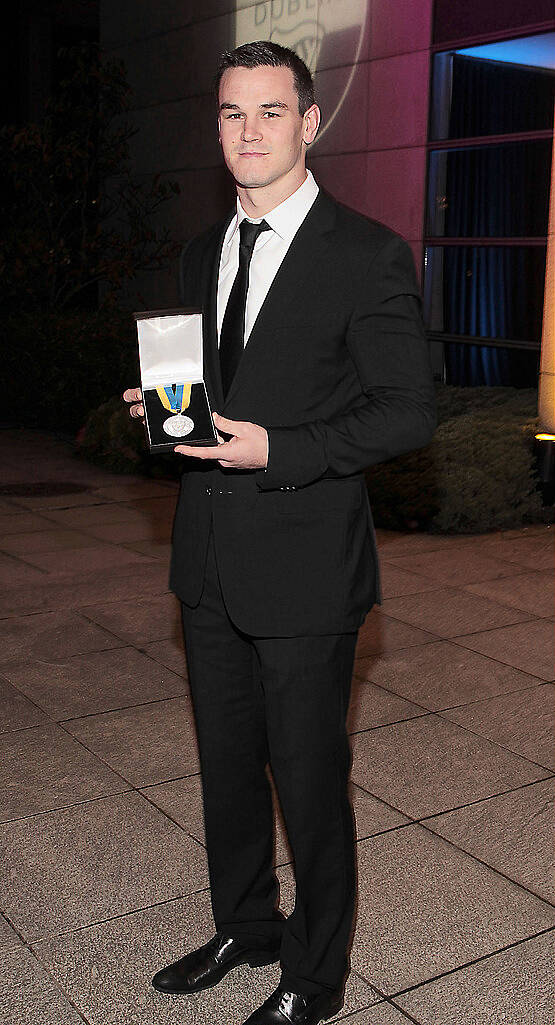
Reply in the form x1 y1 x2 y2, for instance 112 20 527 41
214 40 315 115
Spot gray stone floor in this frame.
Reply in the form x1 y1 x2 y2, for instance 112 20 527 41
0 427 553 1025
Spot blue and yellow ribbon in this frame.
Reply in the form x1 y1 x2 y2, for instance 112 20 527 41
156 383 192 413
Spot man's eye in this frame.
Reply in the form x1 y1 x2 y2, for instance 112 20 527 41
263 111 279 118
226 113 242 119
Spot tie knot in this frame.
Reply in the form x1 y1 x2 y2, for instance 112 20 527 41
239 218 271 252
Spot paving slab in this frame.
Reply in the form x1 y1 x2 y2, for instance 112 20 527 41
125 539 173 560
141 775 205 843
454 618 555 681
0 723 125 820
31 890 380 1025
395 930 555 1025
6 489 108 511
383 546 517 586
127 495 178 518
464 569 554 617
355 611 436 658
40 502 155 528
142 638 189 679
0 914 21 951
468 530 554 571
439 683 554 769
0 552 47 589
347 678 426 734
0 562 170 618
351 825 555 994
65 696 200 786
0 792 209 938
351 714 550 818
20 543 157 576
333 1006 417 1024
0 676 50 733
381 589 533 639
354 640 544 711
81 593 182 646
1 647 187 719
377 562 437 600
83 520 172 543
0 510 57 535
0 610 123 663
376 532 478 559
93 481 178 502
424 778 555 904
0 498 18 513
0 946 85 1025
351 784 412 840
0 528 102 555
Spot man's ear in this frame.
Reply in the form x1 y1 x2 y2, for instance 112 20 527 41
303 104 321 146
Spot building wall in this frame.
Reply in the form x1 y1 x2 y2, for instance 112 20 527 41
100 0 433 305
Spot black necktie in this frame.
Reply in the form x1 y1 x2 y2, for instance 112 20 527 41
219 218 271 398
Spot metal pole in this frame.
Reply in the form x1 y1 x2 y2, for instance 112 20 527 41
536 112 555 503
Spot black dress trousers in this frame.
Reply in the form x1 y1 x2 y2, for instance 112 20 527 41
181 531 358 997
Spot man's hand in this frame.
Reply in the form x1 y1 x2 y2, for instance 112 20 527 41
123 387 144 421
175 413 268 469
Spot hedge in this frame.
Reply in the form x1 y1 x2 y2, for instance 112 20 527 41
366 387 545 533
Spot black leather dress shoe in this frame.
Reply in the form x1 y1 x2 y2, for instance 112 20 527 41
152 931 280 994
242 986 344 1025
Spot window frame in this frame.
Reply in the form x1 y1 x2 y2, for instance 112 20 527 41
424 28 554 362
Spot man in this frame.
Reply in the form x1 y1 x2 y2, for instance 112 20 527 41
125 40 435 1025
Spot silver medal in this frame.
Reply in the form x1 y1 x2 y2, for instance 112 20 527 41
163 414 195 438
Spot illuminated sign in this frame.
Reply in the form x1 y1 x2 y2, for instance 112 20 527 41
235 0 368 140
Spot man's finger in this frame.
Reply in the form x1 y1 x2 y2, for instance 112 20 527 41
123 387 142 403
174 443 229 459
130 404 144 420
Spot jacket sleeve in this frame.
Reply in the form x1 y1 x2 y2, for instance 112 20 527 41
256 234 437 491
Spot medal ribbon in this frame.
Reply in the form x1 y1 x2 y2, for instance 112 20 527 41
156 383 192 413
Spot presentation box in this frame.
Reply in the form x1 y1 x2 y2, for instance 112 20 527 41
134 308 217 453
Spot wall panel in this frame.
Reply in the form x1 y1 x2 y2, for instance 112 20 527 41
100 0 432 304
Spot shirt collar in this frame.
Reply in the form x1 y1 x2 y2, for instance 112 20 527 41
228 170 319 245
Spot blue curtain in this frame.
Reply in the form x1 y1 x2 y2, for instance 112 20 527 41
442 54 553 386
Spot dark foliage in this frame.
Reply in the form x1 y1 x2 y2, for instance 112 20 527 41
0 309 138 433
0 43 179 312
366 386 547 533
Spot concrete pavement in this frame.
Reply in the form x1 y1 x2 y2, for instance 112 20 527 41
0 427 553 1025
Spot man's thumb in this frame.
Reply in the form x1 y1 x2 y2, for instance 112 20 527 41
212 412 237 434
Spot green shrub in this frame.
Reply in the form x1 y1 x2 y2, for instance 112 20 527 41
366 386 547 533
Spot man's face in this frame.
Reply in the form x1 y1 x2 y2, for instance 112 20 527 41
218 65 319 191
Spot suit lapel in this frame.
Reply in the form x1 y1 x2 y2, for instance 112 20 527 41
223 192 337 406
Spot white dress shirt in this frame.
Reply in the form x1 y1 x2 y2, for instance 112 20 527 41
217 170 319 346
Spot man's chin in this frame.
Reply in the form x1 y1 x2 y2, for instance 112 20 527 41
234 172 271 189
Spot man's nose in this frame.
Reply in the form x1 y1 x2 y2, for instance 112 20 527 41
241 117 263 142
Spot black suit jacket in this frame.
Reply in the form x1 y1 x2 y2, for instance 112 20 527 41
169 190 436 635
